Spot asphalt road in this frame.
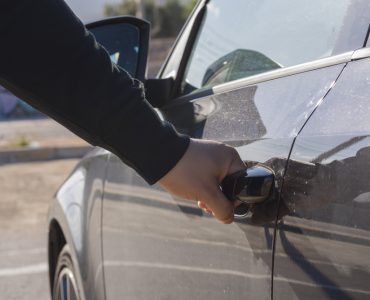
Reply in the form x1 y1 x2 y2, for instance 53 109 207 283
0 159 78 300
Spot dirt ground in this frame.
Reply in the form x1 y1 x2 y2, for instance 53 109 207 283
0 159 78 300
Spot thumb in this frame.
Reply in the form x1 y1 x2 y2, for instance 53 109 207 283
198 147 246 223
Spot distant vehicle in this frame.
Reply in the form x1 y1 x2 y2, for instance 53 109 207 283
48 1 370 299
0 85 39 119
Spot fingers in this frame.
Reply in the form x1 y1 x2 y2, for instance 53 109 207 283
201 184 234 224
202 147 244 223
214 145 246 182
192 144 245 223
234 200 243 207
199 199 242 211
198 201 213 214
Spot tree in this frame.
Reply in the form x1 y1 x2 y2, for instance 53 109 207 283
183 0 197 17
104 0 136 17
156 0 185 37
104 0 197 37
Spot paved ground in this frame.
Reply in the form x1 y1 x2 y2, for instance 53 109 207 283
0 118 84 299
0 159 78 300
0 118 88 150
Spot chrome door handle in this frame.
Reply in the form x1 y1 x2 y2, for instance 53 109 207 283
221 165 275 219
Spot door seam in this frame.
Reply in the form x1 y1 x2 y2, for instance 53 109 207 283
269 62 348 300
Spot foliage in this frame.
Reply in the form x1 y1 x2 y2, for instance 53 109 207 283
104 0 197 37
104 0 136 16
9 135 30 148
183 0 197 17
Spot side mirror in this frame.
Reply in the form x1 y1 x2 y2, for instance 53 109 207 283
86 16 150 81
86 17 173 108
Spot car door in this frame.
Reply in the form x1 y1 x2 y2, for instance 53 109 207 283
273 55 370 299
101 1 366 299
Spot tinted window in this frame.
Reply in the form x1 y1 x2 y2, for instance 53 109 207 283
181 0 370 95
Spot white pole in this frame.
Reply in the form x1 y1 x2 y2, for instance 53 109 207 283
135 0 145 19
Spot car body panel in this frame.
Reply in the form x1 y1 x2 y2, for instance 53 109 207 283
102 161 273 299
47 0 370 298
101 63 345 299
49 148 109 300
274 58 370 299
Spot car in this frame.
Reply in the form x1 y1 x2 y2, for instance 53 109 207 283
47 0 370 299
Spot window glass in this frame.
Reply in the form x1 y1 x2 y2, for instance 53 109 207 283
181 0 369 95
161 22 193 79
160 2 201 79
91 23 139 77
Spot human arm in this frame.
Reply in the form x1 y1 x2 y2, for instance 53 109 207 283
0 0 188 183
0 0 245 223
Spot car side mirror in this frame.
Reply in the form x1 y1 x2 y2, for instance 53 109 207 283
86 17 174 108
86 16 150 82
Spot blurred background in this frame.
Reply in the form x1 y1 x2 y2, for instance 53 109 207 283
0 1 195 299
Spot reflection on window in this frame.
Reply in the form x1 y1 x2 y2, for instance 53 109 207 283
181 0 368 95
110 52 120 64
91 23 139 77
0 86 40 120
201 49 282 88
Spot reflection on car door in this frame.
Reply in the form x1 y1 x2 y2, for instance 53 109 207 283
274 58 370 299
101 62 345 299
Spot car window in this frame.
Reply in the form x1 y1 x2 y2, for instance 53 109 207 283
180 0 370 95
160 1 202 79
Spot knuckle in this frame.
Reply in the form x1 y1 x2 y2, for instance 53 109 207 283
221 215 234 224
223 144 239 160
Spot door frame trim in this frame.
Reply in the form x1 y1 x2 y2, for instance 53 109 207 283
172 47 370 104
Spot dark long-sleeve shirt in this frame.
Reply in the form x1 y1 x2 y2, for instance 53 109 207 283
0 0 189 184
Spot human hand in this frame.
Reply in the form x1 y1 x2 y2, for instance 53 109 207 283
159 138 246 224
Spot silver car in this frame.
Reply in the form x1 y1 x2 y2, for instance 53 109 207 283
48 0 370 299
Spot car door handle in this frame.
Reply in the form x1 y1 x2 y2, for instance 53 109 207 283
221 165 275 219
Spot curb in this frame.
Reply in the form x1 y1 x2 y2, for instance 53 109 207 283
0 146 93 164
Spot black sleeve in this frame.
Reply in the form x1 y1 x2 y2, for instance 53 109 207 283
0 0 189 184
